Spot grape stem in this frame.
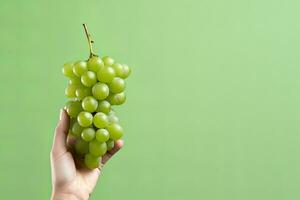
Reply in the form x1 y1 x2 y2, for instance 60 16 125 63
82 24 97 58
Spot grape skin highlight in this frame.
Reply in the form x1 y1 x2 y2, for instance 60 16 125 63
81 71 97 87
82 96 98 112
97 66 116 83
73 61 88 77
96 129 110 142
92 83 109 100
87 56 104 72
93 112 109 128
77 111 93 127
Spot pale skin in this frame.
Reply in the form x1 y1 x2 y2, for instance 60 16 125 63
51 110 124 200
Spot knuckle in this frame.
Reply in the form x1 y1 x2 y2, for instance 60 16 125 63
55 125 61 133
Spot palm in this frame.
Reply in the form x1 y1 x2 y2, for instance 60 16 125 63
51 110 123 198
53 151 100 194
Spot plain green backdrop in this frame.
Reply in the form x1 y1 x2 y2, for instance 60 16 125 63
1 0 300 199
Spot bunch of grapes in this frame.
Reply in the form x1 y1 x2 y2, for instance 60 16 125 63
62 24 131 169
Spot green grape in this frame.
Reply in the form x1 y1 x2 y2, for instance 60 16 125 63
92 83 109 100
76 86 92 100
87 56 104 72
106 139 114 151
109 77 125 93
66 101 82 118
68 130 77 141
107 92 126 105
62 62 75 78
102 56 114 66
89 140 107 157
65 84 77 98
93 112 109 128
68 130 75 139
73 61 87 77
84 153 101 169
64 101 72 110
107 123 124 140
69 77 82 86
121 64 131 79
77 111 93 127
97 66 115 83
72 121 84 137
69 117 76 128
81 128 95 142
81 71 97 87
82 96 98 112
112 63 124 77
75 139 89 155
95 129 110 142
108 112 119 124
96 100 111 114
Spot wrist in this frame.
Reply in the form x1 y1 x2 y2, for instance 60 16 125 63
51 190 89 200
51 193 79 200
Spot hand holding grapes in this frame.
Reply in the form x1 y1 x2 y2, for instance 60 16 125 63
51 24 131 199
51 109 124 200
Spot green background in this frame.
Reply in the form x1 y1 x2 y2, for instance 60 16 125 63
1 0 300 199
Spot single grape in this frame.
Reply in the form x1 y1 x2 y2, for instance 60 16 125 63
81 71 97 87
108 112 119 124
89 140 107 157
72 121 84 137
87 56 104 72
84 153 101 169
107 123 124 140
102 56 114 66
62 62 75 78
81 128 95 142
112 63 124 77
109 77 125 93
76 86 92 100
75 139 89 155
82 96 98 112
92 83 109 100
77 111 93 127
107 92 126 105
66 101 82 118
97 66 115 83
93 112 109 128
121 64 131 79
69 77 82 86
95 129 110 142
106 139 114 151
64 101 72 110
96 100 111 114
65 84 77 98
73 61 87 77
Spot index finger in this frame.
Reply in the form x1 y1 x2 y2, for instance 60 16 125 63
101 140 124 165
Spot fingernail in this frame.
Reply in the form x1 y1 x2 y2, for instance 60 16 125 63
59 109 63 120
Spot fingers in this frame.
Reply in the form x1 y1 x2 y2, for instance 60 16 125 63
102 140 124 165
51 109 70 159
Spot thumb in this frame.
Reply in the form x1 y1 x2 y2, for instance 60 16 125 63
51 109 70 159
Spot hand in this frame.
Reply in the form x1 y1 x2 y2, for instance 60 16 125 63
50 109 124 200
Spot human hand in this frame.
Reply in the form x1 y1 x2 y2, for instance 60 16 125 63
50 109 124 200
